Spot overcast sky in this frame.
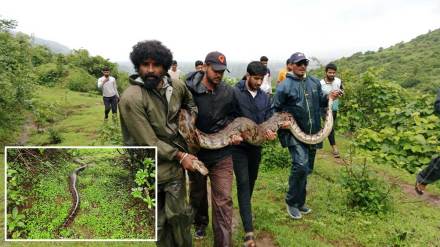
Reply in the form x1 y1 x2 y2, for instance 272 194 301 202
2 0 440 62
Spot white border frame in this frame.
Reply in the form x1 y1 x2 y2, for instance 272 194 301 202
4 146 158 242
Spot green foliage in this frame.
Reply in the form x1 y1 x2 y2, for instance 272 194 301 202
34 63 65 86
327 71 440 174
30 45 53 67
323 28 440 93
0 17 17 32
223 76 239 86
340 158 393 214
66 49 119 78
261 140 291 170
96 117 123 145
63 66 96 92
130 155 156 209
47 128 63 144
0 28 35 143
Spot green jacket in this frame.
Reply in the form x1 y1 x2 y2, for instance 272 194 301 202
119 74 198 184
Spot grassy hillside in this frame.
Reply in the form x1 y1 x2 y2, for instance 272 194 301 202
1 84 439 246
315 28 440 92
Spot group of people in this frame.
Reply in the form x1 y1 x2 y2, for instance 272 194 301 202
106 39 343 247
96 39 439 247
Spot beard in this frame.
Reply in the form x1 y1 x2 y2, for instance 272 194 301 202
141 73 162 89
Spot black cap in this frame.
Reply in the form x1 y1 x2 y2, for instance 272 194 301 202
204 51 229 72
289 52 309 64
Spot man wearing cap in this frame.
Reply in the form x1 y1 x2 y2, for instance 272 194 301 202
274 52 341 219
97 66 119 120
185 51 241 246
119 40 198 247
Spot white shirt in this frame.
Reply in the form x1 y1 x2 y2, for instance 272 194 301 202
97 76 119 97
261 73 272 94
320 77 342 95
168 69 182 81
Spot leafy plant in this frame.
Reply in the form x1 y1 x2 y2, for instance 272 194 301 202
131 157 156 209
340 156 393 214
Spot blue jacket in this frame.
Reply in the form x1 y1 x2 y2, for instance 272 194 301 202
234 80 273 124
273 73 328 148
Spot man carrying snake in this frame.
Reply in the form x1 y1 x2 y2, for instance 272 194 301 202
118 40 198 247
274 52 341 220
232 61 277 247
185 51 241 246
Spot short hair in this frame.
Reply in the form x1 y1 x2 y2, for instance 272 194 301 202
325 63 338 72
172 60 177 65
247 61 267 76
102 66 110 71
195 60 203 67
129 40 173 72
260 56 269 62
286 58 290 65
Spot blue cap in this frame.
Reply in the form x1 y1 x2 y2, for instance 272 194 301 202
289 52 309 64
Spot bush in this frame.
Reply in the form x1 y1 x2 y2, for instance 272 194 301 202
340 159 393 214
48 128 63 144
261 140 291 170
63 67 96 92
34 63 65 86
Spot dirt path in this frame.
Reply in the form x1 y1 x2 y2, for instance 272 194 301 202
318 151 440 207
17 114 36 145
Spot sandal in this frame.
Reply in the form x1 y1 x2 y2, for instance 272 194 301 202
415 182 426 195
244 232 256 247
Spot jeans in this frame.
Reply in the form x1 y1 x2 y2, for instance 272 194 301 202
417 157 440 185
285 143 317 208
232 145 262 233
103 95 118 118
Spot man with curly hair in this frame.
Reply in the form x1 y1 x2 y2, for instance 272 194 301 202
119 40 198 247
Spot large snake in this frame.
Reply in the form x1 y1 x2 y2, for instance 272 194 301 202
179 98 334 152
61 160 87 228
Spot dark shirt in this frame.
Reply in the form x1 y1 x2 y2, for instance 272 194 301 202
186 71 239 163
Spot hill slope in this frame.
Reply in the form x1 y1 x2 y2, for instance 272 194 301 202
329 28 440 92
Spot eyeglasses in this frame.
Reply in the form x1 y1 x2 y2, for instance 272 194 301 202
295 60 309 67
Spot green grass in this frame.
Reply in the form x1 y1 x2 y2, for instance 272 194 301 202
2 86 440 246
6 148 154 240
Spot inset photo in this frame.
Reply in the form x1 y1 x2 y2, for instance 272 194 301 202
5 146 157 241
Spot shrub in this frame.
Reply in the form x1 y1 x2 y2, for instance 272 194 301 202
63 67 96 92
340 158 393 214
34 63 65 86
261 140 291 170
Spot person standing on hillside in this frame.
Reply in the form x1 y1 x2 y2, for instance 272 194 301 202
320 63 344 158
97 66 119 120
119 40 198 247
168 60 182 80
277 58 292 84
260 56 272 96
415 89 440 194
273 52 341 220
185 51 241 246
232 61 277 247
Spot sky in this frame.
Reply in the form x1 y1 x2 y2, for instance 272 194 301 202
2 0 440 63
